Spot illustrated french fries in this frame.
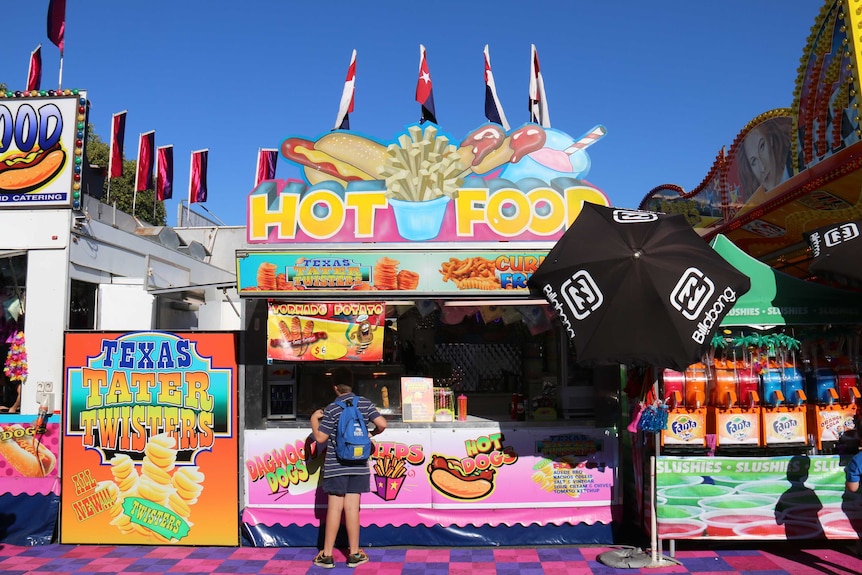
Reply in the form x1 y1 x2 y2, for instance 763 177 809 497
379 125 464 202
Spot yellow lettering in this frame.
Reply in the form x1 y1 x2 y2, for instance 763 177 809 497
298 189 344 239
248 191 298 241
345 191 388 237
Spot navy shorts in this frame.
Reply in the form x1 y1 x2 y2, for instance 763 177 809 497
322 474 371 495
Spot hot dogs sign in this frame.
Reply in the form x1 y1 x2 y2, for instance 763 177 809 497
248 122 610 243
0 93 84 208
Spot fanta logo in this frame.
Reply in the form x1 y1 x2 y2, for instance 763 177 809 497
726 419 752 435
774 418 798 433
671 419 698 434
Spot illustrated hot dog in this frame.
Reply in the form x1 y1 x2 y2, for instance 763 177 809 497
456 123 547 176
0 143 66 193
0 424 57 477
281 133 388 186
427 454 494 500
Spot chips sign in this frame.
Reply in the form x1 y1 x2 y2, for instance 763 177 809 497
61 331 239 545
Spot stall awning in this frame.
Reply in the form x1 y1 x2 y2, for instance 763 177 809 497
711 234 862 327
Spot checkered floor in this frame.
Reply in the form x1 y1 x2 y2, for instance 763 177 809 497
1 543 862 574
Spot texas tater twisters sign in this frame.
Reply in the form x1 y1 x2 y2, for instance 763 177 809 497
247 122 610 243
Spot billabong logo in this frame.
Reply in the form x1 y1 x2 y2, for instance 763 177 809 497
561 270 603 320
612 209 658 223
670 267 714 320
824 223 859 247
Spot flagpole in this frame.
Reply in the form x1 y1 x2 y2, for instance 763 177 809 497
188 153 193 227
58 52 63 90
132 132 142 217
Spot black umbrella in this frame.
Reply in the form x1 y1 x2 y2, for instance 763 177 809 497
528 203 751 371
805 219 862 287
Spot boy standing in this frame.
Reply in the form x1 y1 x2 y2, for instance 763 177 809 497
310 367 387 568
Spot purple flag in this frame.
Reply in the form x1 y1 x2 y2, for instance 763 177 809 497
189 149 208 204
27 45 42 91
47 0 66 54
157 145 174 201
108 111 127 178
134 131 155 192
255 148 278 187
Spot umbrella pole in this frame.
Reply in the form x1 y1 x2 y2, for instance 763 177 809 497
651 375 660 563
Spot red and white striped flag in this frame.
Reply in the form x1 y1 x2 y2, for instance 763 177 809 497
189 149 209 204
529 44 551 128
47 0 66 54
156 145 174 201
108 111 127 178
255 148 278 187
134 131 155 192
333 49 356 130
27 45 42 92
483 45 509 131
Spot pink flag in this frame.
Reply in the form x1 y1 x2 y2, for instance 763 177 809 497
529 44 550 128
47 0 66 54
157 145 174 201
134 131 155 192
415 44 437 124
108 111 127 179
333 49 356 130
255 148 278 187
27 45 42 92
189 149 208 204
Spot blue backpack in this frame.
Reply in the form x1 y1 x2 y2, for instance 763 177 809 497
334 398 372 463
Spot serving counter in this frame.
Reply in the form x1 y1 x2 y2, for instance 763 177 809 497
241 418 619 547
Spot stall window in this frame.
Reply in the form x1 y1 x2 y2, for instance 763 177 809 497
69 279 97 330
0 252 26 411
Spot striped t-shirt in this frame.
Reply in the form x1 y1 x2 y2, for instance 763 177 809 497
318 393 380 478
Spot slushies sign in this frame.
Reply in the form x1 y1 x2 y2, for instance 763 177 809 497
247 122 610 243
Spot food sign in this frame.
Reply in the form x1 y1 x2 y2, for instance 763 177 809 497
248 122 610 243
60 331 238 545
0 93 84 208
266 301 385 361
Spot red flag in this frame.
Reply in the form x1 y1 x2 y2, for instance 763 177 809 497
483 45 509 131
134 131 155 192
529 44 551 128
415 44 437 124
108 111 127 178
47 0 66 54
189 149 208 204
333 49 356 130
157 145 174 201
27 45 42 92
255 148 278 187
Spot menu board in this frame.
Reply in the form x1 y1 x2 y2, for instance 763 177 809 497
401 377 434 422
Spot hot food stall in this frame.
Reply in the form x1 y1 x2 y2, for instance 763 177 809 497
236 121 625 546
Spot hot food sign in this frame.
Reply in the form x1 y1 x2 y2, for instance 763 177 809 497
248 122 610 243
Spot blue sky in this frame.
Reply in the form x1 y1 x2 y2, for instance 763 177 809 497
2 0 821 226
